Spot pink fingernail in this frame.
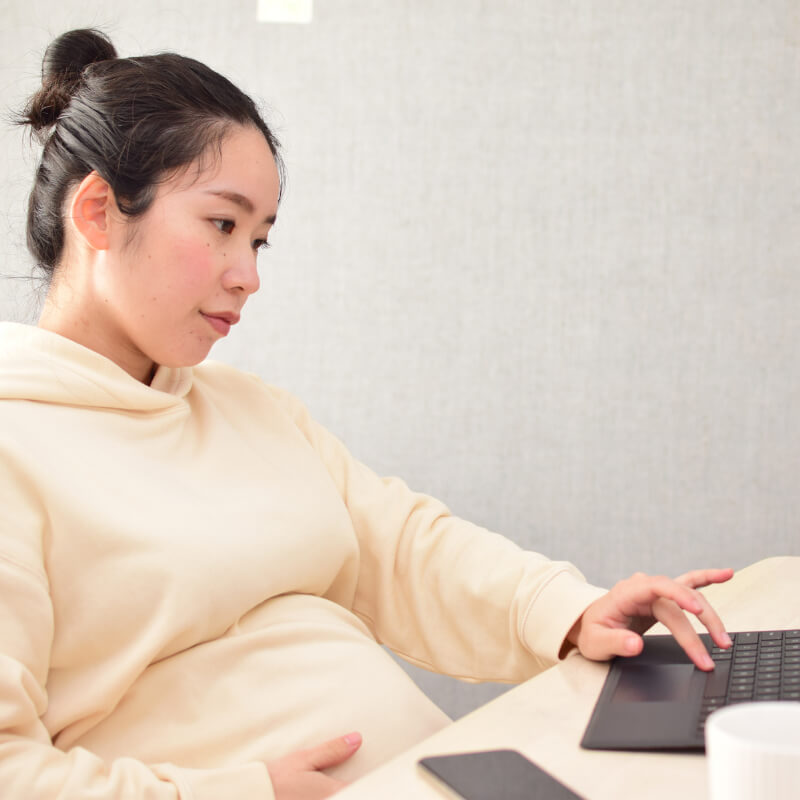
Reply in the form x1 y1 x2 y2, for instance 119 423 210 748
344 733 362 747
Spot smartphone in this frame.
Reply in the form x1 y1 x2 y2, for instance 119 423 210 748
417 748 585 800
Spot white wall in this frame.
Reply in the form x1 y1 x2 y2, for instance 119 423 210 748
2 1 799 717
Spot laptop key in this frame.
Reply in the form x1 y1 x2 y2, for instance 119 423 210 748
731 668 756 679
757 654 783 663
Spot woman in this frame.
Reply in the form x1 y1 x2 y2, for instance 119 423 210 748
0 28 732 800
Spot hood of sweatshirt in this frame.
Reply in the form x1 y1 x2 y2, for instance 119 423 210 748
0 322 193 411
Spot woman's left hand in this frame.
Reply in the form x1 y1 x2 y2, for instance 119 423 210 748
566 568 735 671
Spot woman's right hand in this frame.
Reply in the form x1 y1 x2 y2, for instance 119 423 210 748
266 732 363 799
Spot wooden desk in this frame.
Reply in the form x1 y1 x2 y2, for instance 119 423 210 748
337 557 800 799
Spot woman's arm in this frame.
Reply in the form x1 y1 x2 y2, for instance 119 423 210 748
271 386 731 678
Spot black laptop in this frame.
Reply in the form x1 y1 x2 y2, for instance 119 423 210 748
581 629 800 751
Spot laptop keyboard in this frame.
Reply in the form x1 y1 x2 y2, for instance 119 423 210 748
697 629 800 737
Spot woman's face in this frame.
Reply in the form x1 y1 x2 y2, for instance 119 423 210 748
86 124 280 382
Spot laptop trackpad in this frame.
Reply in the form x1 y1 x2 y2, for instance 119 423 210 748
612 663 695 703
580 635 710 750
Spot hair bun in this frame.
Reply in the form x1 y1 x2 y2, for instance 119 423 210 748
41 28 117 84
22 28 117 135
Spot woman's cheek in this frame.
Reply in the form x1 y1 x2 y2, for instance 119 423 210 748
173 239 219 289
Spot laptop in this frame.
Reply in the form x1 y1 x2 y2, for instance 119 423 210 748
580 629 800 751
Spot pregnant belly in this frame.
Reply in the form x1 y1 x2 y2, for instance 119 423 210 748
63 594 450 781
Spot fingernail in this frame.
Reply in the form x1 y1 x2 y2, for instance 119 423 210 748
625 636 639 654
702 654 714 670
344 732 362 747
721 632 732 647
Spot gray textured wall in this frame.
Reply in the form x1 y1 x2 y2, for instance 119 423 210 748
2 1 799 718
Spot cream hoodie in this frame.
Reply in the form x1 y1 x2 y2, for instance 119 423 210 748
0 322 605 799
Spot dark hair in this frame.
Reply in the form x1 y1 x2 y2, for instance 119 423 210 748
18 28 283 276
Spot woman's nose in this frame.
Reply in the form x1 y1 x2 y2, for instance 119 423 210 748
223 250 261 296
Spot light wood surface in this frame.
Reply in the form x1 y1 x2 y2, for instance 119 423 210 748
338 557 800 799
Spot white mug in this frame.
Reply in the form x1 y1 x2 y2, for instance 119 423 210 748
705 702 800 800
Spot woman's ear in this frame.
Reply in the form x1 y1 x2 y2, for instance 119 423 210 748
68 171 116 251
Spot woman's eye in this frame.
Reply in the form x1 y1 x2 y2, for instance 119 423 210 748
253 239 271 252
212 219 235 235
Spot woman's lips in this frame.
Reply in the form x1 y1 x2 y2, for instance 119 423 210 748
200 311 239 336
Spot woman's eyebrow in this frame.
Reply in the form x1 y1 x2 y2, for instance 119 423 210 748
205 189 276 224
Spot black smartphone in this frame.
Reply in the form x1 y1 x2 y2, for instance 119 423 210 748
417 748 585 800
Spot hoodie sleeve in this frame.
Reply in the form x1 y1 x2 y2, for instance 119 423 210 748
269 386 607 683
0 462 274 800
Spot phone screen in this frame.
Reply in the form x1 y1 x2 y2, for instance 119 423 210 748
418 749 585 800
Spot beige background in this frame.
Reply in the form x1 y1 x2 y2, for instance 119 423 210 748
1 1 798 716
